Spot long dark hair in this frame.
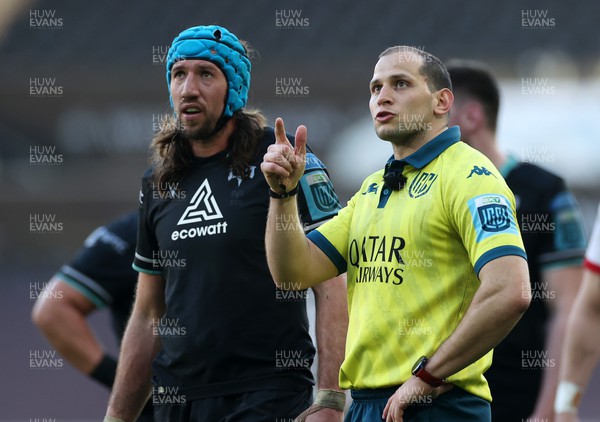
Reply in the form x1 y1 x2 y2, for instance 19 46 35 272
150 109 266 191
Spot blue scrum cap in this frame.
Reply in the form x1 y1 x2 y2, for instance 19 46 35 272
166 25 251 117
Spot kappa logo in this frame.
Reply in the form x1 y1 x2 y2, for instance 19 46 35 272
467 166 496 179
177 180 223 225
408 171 437 198
362 183 379 195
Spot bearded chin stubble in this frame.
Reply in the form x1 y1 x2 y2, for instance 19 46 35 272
378 123 419 145
176 115 220 142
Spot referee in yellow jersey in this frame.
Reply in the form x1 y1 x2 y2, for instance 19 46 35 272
260 46 531 422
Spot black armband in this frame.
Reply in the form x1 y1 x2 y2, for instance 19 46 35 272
90 354 118 388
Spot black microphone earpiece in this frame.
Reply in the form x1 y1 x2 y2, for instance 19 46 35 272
383 160 407 191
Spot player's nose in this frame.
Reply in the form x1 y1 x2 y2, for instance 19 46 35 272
377 84 394 105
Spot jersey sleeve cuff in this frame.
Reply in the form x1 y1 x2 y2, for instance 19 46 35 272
307 230 347 275
132 262 163 275
474 245 527 276
56 267 109 309
540 257 584 272
538 249 586 266
133 252 163 274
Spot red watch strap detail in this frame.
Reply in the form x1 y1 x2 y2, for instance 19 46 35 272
414 367 445 387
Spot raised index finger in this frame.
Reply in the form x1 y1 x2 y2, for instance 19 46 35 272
274 117 291 146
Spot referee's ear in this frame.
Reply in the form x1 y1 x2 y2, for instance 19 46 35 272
433 88 453 118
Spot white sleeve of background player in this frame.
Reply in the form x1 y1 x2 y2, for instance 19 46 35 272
584 203 600 273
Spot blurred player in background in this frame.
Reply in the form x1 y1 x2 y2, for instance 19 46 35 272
262 46 530 422
555 204 600 421
447 60 587 421
31 211 153 421
105 25 347 422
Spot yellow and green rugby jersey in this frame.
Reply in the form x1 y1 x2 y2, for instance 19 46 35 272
307 126 526 402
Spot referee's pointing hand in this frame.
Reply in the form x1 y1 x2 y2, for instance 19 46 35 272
261 117 307 195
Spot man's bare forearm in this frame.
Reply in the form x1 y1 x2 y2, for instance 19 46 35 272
107 312 161 421
426 256 530 379
32 279 103 374
265 197 318 289
530 266 582 418
313 275 348 390
107 273 165 421
560 270 600 388
262 117 339 290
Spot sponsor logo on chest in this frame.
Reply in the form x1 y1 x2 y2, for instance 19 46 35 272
171 179 228 241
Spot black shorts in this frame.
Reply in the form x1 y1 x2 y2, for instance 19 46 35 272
153 388 312 422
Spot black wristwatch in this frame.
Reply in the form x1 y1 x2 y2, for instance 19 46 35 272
411 356 445 387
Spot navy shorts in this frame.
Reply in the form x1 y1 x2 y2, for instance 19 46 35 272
344 386 491 422
153 388 312 422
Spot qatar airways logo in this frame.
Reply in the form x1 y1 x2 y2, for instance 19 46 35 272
171 180 228 241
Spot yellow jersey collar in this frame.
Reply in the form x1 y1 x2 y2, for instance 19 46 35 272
385 126 461 170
